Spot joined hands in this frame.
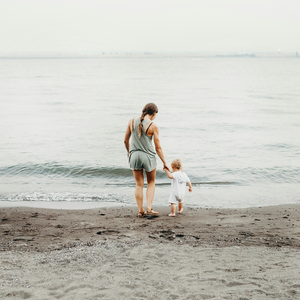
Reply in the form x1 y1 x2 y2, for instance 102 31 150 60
163 165 171 172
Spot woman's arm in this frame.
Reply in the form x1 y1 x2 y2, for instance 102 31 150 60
124 120 132 157
152 123 169 170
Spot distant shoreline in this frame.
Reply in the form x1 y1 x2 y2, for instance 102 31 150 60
0 52 299 59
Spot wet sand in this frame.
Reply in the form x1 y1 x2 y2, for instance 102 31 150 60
1 205 300 299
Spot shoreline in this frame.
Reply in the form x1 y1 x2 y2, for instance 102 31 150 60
0 53 299 59
1 199 300 210
0 200 132 210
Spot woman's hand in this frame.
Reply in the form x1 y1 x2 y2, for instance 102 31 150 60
163 164 170 172
163 164 173 179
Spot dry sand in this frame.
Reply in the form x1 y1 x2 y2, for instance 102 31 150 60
1 205 300 299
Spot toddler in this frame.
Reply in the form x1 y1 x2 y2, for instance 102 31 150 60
163 159 192 217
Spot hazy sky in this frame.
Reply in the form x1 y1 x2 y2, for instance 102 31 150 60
0 0 299 53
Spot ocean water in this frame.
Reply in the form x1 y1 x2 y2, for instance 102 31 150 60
0 56 300 208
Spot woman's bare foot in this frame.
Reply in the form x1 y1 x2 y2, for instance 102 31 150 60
169 213 176 217
178 208 184 214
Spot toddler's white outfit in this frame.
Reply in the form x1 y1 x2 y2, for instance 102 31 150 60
169 171 190 204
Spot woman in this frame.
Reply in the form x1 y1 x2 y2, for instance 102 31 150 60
124 103 169 217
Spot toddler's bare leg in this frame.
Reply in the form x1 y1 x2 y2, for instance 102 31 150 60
178 202 183 213
169 203 176 217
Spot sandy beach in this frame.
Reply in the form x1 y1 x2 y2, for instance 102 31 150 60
1 204 300 299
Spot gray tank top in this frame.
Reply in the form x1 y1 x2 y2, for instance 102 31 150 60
129 118 156 157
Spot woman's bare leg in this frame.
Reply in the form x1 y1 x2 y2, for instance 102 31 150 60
132 170 144 213
145 168 156 212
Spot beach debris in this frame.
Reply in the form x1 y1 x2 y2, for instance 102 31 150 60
175 234 184 238
96 230 120 235
225 268 241 272
5 291 31 299
239 232 254 237
13 237 34 242
159 230 176 240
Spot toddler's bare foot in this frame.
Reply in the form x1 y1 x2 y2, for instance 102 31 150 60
178 208 184 214
168 213 176 217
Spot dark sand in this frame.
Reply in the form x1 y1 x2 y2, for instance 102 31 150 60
1 205 300 251
1 205 300 299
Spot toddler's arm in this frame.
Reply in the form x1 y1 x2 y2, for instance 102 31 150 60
187 181 192 192
163 167 174 179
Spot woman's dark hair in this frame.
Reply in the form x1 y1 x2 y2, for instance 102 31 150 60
138 103 158 137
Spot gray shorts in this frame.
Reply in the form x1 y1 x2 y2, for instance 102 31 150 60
129 151 157 172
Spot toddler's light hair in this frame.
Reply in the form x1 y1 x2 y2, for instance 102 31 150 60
171 159 182 170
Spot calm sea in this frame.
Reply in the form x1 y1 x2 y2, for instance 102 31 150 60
0 56 300 208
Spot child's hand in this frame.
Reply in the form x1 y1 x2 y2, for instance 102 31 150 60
189 188 192 192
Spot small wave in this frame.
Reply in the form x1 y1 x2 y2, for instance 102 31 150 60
106 181 236 186
222 167 300 184
155 181 236 186
0 162 167 179
0 163 133 178
264 143 295 150
249 95 285 100
194 181 236 185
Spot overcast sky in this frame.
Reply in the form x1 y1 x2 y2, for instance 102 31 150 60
0 0 299 54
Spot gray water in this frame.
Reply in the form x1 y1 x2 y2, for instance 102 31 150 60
1 56 300 208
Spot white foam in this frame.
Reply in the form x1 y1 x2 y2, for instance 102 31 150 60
0 201 131 210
